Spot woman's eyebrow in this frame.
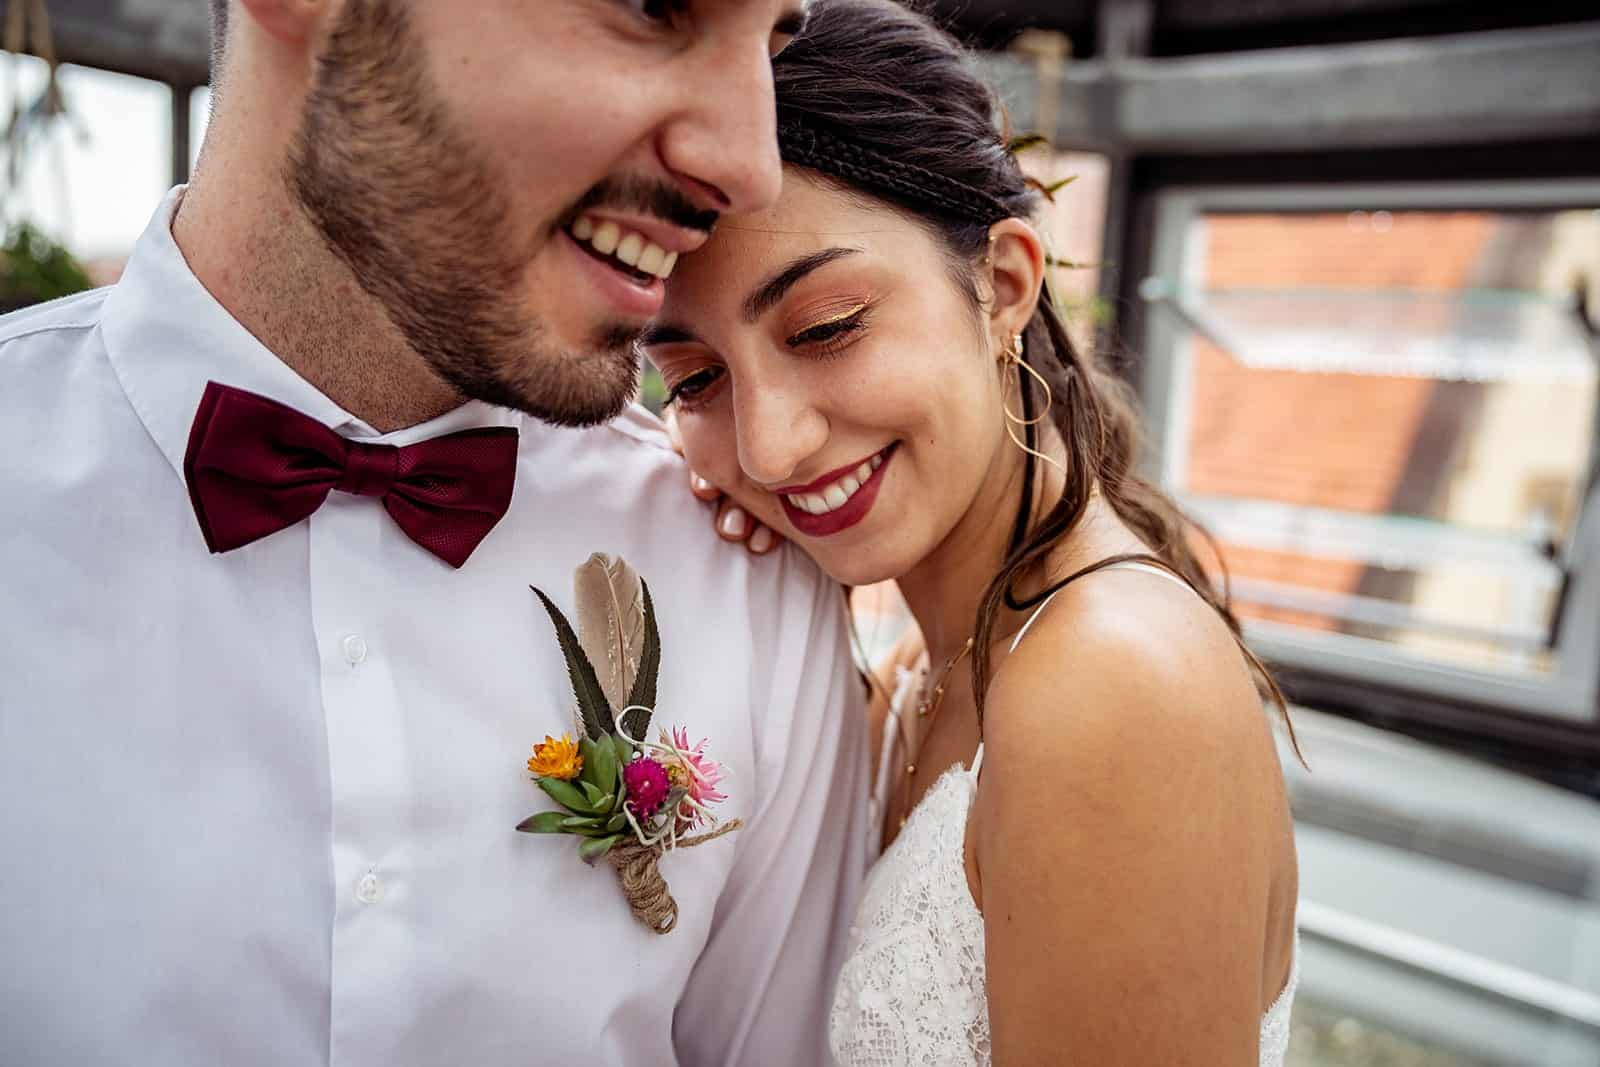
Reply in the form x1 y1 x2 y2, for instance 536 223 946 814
742 247 861 323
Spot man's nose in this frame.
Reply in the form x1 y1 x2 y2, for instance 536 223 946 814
657 39 783 216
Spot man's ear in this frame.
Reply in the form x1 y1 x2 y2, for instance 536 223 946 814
237 0 327 46
982 217 1047 346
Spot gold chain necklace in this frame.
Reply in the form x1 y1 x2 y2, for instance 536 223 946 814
895 636 975 830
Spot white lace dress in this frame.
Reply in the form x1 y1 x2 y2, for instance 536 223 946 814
829 563 1299 1066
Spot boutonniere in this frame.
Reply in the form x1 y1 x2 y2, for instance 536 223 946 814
519 554 741 934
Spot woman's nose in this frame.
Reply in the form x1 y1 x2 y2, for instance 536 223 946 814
733 380 830 488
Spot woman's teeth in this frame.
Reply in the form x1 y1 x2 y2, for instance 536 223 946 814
570 215 679 280
785 452 886 515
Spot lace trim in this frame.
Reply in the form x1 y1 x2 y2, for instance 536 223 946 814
831 764 990 1066
835 760 1299 1067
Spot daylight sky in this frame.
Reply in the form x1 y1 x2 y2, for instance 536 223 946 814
3 53 207 261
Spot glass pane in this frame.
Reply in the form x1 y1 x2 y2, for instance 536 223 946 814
191 85 211 172
2 56 171 270
1166 208 1600 678
1022 150 1111 353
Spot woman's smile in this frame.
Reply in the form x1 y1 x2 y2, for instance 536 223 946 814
776 443 897 538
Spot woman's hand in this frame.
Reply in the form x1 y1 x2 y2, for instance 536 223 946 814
665 409 785 556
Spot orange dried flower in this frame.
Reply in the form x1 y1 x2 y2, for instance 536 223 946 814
527 733 583 780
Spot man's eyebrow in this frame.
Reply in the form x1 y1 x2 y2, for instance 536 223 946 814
637 322 701 348
742 247 861 323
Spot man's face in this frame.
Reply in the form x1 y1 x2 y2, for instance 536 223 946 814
288 0 802 427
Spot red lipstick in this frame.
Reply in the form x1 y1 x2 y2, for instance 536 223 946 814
777 444 897 539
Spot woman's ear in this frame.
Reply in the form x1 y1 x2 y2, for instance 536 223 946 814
982 217 1047 347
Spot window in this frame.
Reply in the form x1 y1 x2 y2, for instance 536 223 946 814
1138 183 1600 727
1022 148 1111 355
1 55 171 267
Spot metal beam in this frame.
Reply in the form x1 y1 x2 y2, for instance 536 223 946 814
12 0 211 87
982 22 1600 154
169 75 191 185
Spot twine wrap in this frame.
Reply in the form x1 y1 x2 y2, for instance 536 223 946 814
608 818 744 935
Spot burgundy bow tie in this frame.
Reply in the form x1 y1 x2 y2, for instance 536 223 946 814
184 381 519 568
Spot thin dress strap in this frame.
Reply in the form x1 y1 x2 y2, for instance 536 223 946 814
1008 587 1067 654
970 588 1070 783
1008 559 1193 657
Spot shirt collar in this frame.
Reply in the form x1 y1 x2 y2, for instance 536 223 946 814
102 188 523 485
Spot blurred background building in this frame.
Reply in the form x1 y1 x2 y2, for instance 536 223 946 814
4 1 1599 1064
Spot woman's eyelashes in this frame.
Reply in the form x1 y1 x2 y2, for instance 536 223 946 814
665 365 724 408
663 303 874 410
785 302 871 356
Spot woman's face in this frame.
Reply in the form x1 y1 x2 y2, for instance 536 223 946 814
646 170 1015 587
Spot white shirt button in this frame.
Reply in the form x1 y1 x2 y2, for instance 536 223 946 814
341 634 368 666
355 871 384 904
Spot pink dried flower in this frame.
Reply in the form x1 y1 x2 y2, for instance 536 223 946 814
663 726 728 827
623 756 671 820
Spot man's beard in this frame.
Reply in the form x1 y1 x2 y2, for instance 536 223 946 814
285 0 639 428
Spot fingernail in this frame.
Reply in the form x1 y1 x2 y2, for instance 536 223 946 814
718 508 747 538
692 474 715 493
749 526 775 554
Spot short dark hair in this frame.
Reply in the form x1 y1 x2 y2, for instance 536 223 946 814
209 0 229 77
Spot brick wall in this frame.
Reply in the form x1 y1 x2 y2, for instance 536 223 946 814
1184 212 1498 626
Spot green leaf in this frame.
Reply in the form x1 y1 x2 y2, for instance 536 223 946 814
515 811 569 834
609 731 635 767
579 834 621 864
579 780 614 813
620 579 661 739
605 811 628 833
561 814 604 831
577 738 603 788
1041 175 1078 195
539 775 600 815
531 586 616 739
1008 133 1048 154
589 734 619 795
1045 254 1098 270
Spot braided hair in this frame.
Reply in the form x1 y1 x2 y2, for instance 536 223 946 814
773 0 1298 753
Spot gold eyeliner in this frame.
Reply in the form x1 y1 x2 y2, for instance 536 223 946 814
801 302 869 332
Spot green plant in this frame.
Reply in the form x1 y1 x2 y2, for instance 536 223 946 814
0 221 92 310
638 361 668 414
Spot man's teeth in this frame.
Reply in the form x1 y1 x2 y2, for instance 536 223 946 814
569 215 678 279
785 453 886 516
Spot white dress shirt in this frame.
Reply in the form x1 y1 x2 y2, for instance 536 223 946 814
0 190 870 1067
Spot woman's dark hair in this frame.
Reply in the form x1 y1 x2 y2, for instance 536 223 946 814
773 0 1300 754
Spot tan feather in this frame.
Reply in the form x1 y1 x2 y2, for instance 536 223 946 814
573 553 646 720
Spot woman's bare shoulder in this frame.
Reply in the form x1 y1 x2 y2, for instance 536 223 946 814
977 567 1286 857
975 570 1291 1062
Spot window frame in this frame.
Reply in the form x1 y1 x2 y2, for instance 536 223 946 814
1136 179 1600 731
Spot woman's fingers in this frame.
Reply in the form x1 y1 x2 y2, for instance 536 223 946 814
748 524 779 555
713 499 784 555
667 417 785 555
690 470 722 502
663 407 685 455
716 499 751 542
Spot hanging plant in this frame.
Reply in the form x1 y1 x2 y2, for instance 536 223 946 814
0 221 92 312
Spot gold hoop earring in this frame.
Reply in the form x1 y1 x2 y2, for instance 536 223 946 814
1000 332 1065 472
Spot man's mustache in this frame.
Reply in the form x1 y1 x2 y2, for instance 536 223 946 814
570 176 720 235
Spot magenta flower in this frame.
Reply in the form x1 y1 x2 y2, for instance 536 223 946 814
623 756 671 820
